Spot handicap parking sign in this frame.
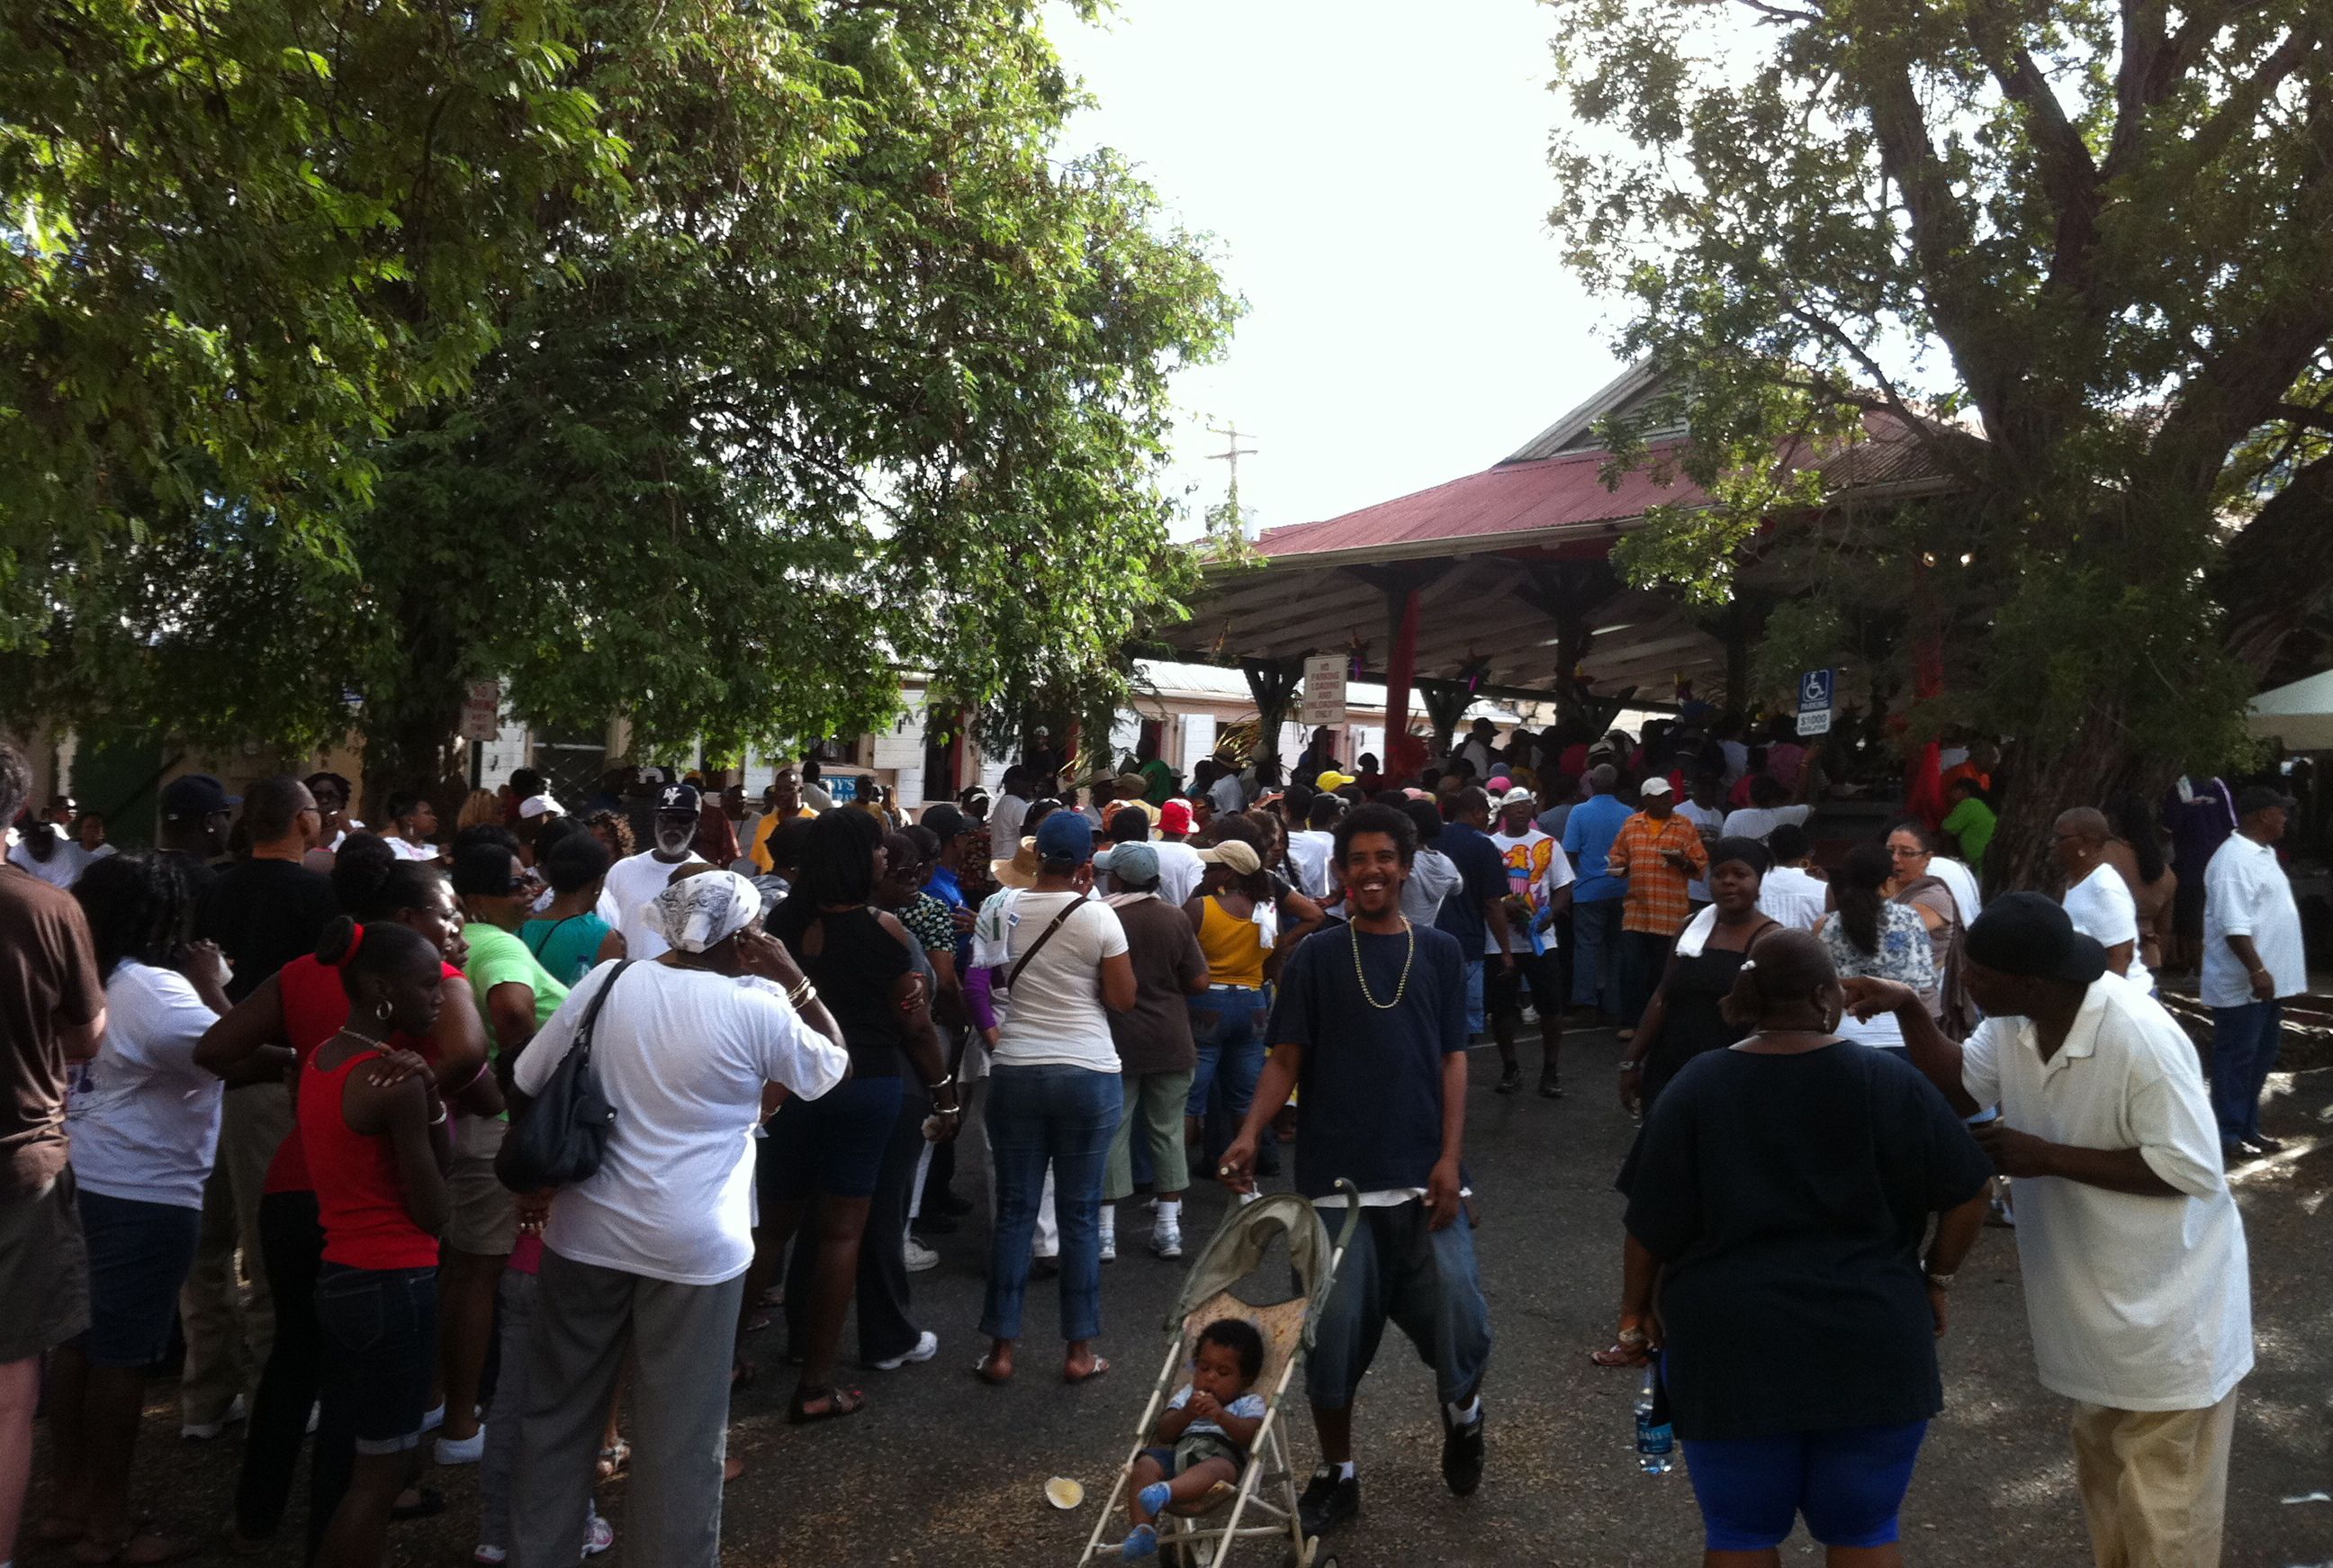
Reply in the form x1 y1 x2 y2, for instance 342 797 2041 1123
1798 668 1835 714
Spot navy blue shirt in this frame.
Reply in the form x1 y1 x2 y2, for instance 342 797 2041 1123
1267 922 1469 1197
1432 820 1508 957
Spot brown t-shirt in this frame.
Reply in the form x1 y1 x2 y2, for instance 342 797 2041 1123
1104 894 1208 1077
0 868 106 1194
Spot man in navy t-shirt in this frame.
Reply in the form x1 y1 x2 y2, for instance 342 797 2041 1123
1433 786 1514 1041
1222 803 1493 1542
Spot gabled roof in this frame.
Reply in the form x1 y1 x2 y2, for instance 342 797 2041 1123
1500 359 1673 464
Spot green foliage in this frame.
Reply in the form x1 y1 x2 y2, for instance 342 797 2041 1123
1546 0 2333 785
2 0 1237 780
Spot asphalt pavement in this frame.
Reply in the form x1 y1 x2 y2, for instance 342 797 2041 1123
23 1023 2333 1566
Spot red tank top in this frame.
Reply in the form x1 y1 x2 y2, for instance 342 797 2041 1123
264 956 455 1194
299 1047 441 1269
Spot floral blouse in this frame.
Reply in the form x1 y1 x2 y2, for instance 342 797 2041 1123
1820 899 1939 996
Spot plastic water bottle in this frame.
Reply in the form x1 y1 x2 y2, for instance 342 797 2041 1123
1634 1362 1675 1474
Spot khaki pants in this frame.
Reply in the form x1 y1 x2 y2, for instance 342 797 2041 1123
179 1084 293 1425
2070 1389 2237 1568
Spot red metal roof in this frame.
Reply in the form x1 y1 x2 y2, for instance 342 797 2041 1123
1253 443 1708 561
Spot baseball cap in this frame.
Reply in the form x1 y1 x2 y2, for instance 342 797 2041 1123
920 802 972 840
1103 842 1160 886
1034 810 1095 863
1486 776 1512 796
1314 770 1357 792
1498 786 1536 810
159 773 239 819
1113 772 1149 798
1638 777 1674 798
657 782 702 816
1197 840 1261 876
1158 798 1194 834
1965 892 2109 987
517 794 565 821
2235 784 2297 816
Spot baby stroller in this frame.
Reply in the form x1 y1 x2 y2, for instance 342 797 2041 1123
1077 1184 1361 1568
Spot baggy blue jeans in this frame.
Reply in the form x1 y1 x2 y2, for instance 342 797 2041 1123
1571 897 1624 1013
981 1062 1121 1344
2210 1001 2283 1144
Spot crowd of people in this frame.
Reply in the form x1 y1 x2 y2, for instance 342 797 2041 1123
0 706 2308 1568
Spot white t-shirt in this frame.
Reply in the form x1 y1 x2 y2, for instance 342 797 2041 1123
1153 840 1206 910
1401 847 1464 927
388 836 441 862
970 889 1129 1072
602 850 705 961
2064 862 2153 996
1284 830 1337 901
1756 865 1829 931
1676 801 1725 901
989 794 1030 851
516 962 848 1285
1719 804 1812 842
65 962 222 1210
1930 856 1982 928
1961 978 2252 1410
1487 828 1576 954
2200 834 2304 1007
7 840 88 888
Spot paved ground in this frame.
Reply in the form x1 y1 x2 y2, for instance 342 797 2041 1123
23 1024 2333 1567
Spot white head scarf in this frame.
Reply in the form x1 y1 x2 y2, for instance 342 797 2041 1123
648 870 761 954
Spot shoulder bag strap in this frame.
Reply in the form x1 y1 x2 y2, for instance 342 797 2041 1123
1006 898 1085 991
570 959 633 1071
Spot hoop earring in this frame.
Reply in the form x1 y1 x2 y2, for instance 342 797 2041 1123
375 1000 392 1023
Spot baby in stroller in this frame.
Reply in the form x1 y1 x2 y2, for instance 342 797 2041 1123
1121 1320 1269 1561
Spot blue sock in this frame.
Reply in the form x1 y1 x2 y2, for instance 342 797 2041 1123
1121 1523 1158 1561
1138 1481 1172 1516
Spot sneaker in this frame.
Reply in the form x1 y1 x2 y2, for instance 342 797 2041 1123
581 1513 615 1558
904 1236 940 1273
1493 1065 1522 1095
1297 1464 1359 1538
1151 1224 1184 1261
2243 1134 2286 1156
1101 1232 1118 1264
1235 1190 1262 1207
181 1393 248 1441
473 1548 508 1565
871 1329 940 1371
436 1424 486 1465
1441 1403 1486 1497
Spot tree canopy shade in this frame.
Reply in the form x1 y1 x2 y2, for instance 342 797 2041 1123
1 0 1238 799
1545 0 2333 879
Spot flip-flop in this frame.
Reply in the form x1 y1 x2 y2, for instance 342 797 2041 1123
786 1385 866 1424
391 1485 446 1521
1064 1356 1112 1385
972 1355 1013 1386
1589 1341 1648 1368
594 1440 631 1482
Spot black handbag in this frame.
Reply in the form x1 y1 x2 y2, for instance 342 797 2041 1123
498 960 629 1192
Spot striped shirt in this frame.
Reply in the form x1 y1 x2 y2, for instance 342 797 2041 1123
1608 812 1707 936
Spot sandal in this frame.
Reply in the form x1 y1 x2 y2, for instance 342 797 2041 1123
390 1485 446 1521
1590 1340 1648 1367
1064 1356 1112 1385
972 1353 1013 1386
594 1440 631 1482
786 1385 867 1424
741 1311 771 1335
730 1359 757 1391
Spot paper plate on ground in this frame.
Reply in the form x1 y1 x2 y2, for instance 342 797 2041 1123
1044 1476 1085 1510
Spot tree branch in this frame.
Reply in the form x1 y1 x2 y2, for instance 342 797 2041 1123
2216 446 2333 674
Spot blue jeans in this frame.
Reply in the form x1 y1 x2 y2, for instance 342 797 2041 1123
1306 1199 1491 1412
981 1064 1121 1344
310 1264 436 1560
1571 897 1623 1012
1188 987 1268 1166
2210 1001 2283 1144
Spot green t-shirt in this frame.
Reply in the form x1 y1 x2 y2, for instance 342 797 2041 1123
1941 797 1997 868
522 913 613 988
462 922 571 1033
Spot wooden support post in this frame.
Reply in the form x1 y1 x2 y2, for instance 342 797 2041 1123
1383 586 1424 781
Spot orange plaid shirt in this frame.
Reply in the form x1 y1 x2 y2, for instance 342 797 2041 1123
1607 810 1708 935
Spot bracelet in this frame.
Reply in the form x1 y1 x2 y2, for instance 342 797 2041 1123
929 1073 955 1093
447 1058 491 1097
428 1105 448 1127
787 979 819 1007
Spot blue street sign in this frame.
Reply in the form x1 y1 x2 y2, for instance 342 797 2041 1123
1798 668 1835 715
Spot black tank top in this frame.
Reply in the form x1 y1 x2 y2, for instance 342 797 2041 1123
770 901 911 1077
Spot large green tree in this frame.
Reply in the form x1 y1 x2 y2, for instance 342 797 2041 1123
1546 0 2333 880
5 0 1235 807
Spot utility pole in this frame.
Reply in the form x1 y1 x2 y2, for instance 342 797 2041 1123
1206 420 1258 540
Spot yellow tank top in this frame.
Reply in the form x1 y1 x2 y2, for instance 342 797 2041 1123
1196 897 1266 990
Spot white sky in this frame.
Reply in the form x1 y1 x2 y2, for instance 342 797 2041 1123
1048 0 1626 538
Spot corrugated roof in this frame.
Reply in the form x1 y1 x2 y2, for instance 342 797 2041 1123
1251 443 1709 563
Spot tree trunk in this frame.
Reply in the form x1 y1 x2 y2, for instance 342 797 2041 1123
1986 705 2164 895
2215 446 2333 679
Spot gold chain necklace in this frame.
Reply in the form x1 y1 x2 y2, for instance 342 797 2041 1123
1350 916 1416 1011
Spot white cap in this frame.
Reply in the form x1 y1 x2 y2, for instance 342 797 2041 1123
518 794 565 820
1637 777 1674 798
1497 786 1536 809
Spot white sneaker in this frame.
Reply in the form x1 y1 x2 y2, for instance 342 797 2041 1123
1100 1231 1118 1263
1152 1224 1184 1260
871 1329 940 1371
180 1392 248 1441
1236 1189 1263 1207
903 1236 940 1273
581 1513 616 1557
435 1423 487 1464
473 1546 509 1565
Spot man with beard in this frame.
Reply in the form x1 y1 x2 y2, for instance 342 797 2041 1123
1221 803 1491 1542
601 783 708 960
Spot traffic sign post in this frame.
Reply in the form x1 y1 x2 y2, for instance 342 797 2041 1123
461 680 502 743
1301 654 1348 728
1797 668 1835 738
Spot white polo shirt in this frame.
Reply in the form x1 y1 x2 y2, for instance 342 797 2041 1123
2200 834 2304 1007
2063 862 2152 996
1962 977 2251 1410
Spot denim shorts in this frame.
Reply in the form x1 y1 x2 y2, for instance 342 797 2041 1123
77 1187 202 1369
1682 1420 1929 1551
763 1075 906 1201
314 1264 438 1455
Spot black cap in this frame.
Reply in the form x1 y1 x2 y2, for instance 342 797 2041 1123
2235 784 2296 817
159 773 239 820
920 802 971 840
657 782 702 816
1965 892 2108 987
